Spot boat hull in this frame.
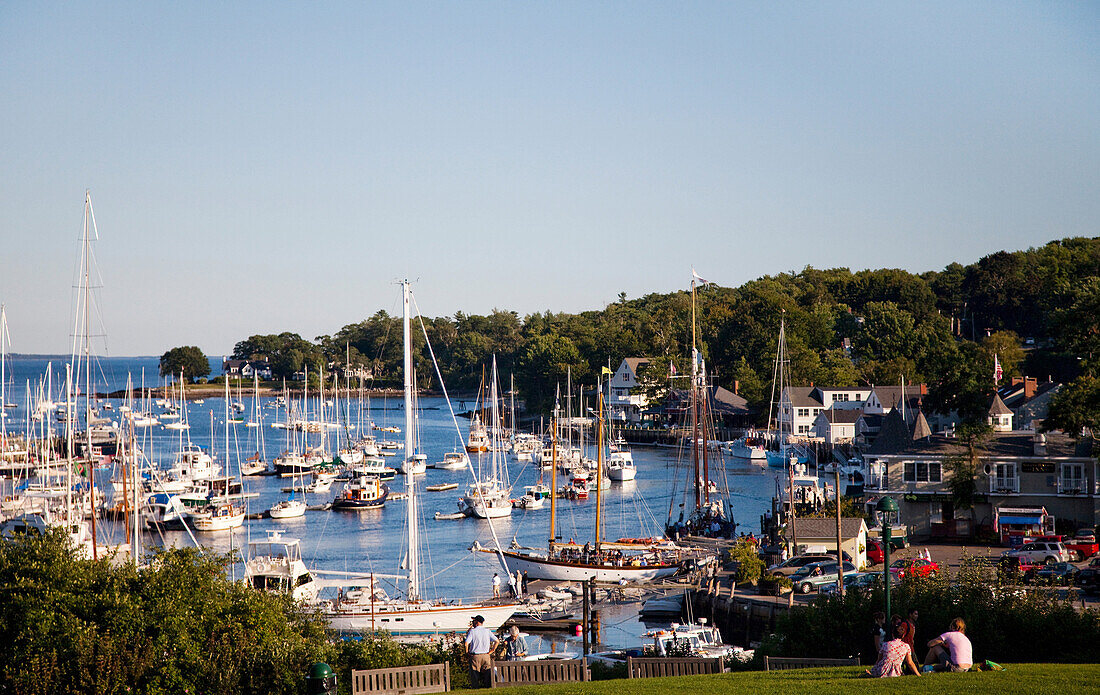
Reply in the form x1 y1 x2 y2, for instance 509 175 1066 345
497 550 679 582
324 601 517 634
607 467 636 481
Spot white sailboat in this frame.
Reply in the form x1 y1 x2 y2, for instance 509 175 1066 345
191 380 245 532
322 280 516 633
765 315 809 469
458 358 512 519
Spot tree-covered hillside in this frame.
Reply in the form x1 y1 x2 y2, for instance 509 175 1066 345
227 238 1100 420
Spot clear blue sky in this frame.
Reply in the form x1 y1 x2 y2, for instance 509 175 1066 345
1 2 1097 356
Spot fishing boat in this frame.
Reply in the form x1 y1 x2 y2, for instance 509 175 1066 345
245 530 318 601
466 413 490 453
321 280 517 633
331 475 388 510
513 483 552 509
432 450 469 470
726 432 767 462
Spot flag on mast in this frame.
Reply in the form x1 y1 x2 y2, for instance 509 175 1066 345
994 354 1003 385
669 360 678 377
691 268 711 286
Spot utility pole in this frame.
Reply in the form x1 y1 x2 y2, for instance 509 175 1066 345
835 467 844 596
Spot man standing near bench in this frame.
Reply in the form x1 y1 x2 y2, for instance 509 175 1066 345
465 615 498 687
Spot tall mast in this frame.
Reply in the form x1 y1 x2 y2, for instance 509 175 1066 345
65 364 74 532
691 277 700 511
82 191 98 560
595 385 605 551
549 387 559 553
402 280 419 601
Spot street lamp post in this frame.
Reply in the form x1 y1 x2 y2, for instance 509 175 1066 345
876 497 899 619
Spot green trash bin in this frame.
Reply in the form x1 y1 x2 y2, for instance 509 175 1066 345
306 662 337 695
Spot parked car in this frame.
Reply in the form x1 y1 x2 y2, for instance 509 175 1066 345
866 539 884 565
889 557 940 579
1076 566 1100 595
790 560 859 594
820 571 880 595
1001 541 1071 565
1034 562 1079 585
767 554 836 577
1066 530 1099 561
1035 534 1098 562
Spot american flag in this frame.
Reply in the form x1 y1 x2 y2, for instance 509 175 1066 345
994 354 1003 384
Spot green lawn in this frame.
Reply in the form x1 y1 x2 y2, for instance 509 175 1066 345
492 664 1100 695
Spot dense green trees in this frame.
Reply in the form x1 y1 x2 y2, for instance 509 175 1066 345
0 531 328 695
219 237 1098 423
158 345 210 382
0 531 474 695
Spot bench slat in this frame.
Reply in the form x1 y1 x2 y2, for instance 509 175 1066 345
626 656 724 679
490 659 590 687
352 662 450 695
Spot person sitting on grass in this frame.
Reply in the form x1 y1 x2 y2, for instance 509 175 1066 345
924 617 973 672
866 621 922 677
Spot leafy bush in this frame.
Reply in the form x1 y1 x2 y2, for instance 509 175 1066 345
756 575 792 595
589 660 626 680
758 552 1100 665
727 540 765 584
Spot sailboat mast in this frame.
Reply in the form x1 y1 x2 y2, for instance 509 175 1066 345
402 280 419 601
549 407 558 553
595 386 604 551
702 384 710 505
691 278 700 511
83 192 98 560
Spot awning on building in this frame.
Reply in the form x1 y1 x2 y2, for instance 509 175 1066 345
998 515 1043 525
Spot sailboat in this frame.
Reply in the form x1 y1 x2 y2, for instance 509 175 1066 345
322 280 517 633
240 373 268 476
664 270 734 539
269 361 307 518
765 315 808 469
190 380 245 532
483 376 680 582
457 358 512 519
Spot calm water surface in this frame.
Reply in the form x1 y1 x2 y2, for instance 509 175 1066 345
2 356 777 650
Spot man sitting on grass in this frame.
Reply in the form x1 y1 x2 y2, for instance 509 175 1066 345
924 617 973 672
866 621 921 677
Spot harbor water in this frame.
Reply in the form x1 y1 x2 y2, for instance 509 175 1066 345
1 355 777 651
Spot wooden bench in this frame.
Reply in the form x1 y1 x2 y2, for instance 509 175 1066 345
490 659 590 687
626 656 725 678
763 656 860 671
352 662 450 695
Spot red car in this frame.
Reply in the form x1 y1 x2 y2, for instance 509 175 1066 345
889 557 940 579
866 540 885 565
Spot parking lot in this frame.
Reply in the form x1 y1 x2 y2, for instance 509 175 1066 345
742 542 1100 609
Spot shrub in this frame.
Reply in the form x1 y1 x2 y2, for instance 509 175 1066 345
727 540 765 584
758 552 1100 665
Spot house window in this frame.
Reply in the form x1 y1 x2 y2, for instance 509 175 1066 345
904 461 941 483
798 408 810 417
797 425 809 434
1060 463 1085 494
831 393 850 402
993 463 1017 492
